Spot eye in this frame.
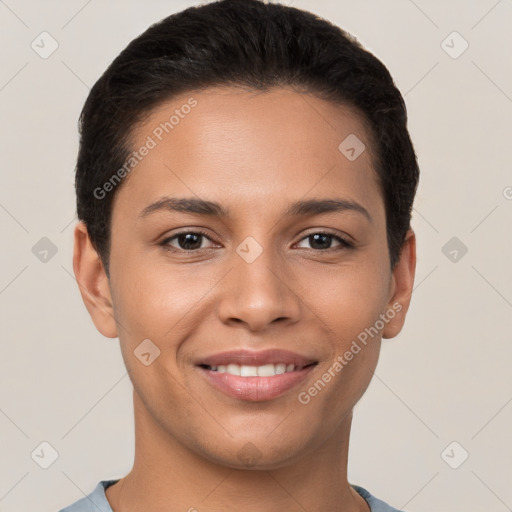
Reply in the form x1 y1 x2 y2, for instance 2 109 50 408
296 232 354 251
159 230 217 251
159 230 354 253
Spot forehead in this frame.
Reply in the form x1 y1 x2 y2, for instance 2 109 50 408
132 85 376 162
113 86 382 220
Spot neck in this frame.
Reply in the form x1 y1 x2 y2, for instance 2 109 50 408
106 390 369 512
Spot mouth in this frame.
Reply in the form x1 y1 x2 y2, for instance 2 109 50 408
195 349 318 402
198 361 316 376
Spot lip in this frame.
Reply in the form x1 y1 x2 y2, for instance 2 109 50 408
195 349 318 402
196 348 317 368
198 365 316 402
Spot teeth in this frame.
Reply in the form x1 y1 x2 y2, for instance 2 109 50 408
226 363 241 375
275 363 286 374
240 365 258 377
257 364 275 377
209 363 298 376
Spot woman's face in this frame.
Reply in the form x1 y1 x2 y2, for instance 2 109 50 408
85 86 414 468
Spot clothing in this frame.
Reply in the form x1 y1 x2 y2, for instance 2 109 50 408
58 479 405 511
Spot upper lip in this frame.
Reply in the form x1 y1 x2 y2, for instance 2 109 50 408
197 349 317 368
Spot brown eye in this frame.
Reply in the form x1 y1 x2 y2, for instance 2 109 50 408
296 232 353 251
160 230 215 251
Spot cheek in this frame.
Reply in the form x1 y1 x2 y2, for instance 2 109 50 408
110 224 391 350
298 265 386 410
303 257 390 400
111 256 215 349
307 260 391 333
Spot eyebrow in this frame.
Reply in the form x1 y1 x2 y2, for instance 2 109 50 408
139 196 372 222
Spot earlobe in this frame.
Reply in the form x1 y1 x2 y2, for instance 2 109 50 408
382 228 416 339
72 221 118 339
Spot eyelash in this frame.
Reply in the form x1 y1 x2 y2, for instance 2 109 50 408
158 229 354 253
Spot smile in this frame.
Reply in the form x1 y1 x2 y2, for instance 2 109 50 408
202 362 311 376
196 349 318 401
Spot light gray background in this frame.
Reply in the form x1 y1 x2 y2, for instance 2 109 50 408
1 1 511 511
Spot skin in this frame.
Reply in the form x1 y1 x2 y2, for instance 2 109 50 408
73 86 416 512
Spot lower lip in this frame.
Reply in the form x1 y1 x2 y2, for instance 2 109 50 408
198 365 316 402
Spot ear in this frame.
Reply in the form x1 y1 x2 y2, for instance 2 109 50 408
382 228 416 339
72 221 118 339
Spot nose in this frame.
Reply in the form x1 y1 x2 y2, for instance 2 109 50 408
216 243 302 332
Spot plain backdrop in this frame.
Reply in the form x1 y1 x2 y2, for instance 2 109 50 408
1 1 511 511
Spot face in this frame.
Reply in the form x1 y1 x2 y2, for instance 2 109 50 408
75 86 415 470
